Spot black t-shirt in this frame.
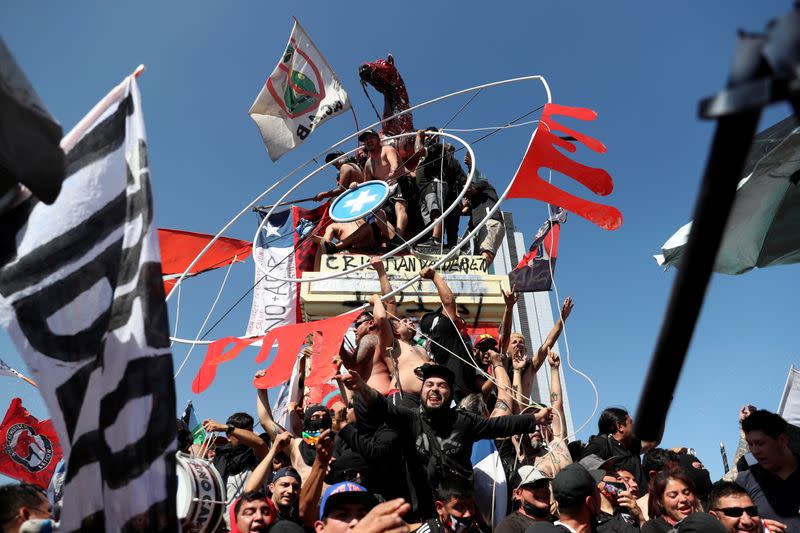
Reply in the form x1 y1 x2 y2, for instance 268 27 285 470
736 459 800 533
640 517 672 533
466 173 503 226
416 143 466 192
582 435 646 494
596 511 640 533
495 511 543 533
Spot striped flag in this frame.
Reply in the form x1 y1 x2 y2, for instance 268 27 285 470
249 19 350 161
0 74 177 531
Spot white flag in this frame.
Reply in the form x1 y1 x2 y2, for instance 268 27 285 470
245 209 298 337
249 19 350 161
0 75 177 531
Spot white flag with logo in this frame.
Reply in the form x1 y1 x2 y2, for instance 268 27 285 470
249 19 350 161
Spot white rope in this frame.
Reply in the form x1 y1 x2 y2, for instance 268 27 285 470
173 257 237 378
169 281 183 348
443 119 540 132
170 75 552 345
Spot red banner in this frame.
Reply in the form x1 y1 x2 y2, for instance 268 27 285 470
0 398 62 487
507 103 622 230
192 310 361 393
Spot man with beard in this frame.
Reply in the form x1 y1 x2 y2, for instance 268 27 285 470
337 362 552 519
256 390 337 483
269 467 302 524
204 412 270 513
494 467 554 533
366 269 430 407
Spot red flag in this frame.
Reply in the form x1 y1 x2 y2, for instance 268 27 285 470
159 229 252 295
0 398 62 487
507 103 622 230
192 310 360 393
509 207 566 292
293 203 333 277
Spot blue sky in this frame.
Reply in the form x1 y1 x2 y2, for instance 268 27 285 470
2 1 798 486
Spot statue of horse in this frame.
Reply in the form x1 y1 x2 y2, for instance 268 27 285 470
359 54 415 160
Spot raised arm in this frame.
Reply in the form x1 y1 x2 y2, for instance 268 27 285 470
370 293 394 360
256 369 286 442
499 286 518 355
299 429 334 528
472 408 552 441
533 297 573 370
370 258 397 317
420 267 457 321
547 351 566 439
244 431 292 492
202 418 269 460
488 349 513 419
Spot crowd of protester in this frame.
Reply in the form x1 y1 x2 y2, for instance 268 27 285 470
3 134 799 532
312 128 505 267
3 261 800 532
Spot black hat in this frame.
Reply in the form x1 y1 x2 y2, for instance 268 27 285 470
325 151 345 164
416 363 455 386
551 463 603 507
357 129 380 142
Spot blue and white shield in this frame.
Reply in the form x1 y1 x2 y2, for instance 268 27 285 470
329 181 390 222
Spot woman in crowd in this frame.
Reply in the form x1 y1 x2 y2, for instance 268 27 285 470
641 468 701 533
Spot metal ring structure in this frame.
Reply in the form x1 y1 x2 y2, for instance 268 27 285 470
169 75 552 345
251 129 476 283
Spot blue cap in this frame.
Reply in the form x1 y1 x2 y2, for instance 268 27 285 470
319 481 378 519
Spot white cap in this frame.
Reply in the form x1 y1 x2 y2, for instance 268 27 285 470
517 465 552 488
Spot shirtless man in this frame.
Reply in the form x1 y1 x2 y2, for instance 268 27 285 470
368 259 430 405
343 307 392 395
507 297 573 411
313 152 364 202
359 129 412 239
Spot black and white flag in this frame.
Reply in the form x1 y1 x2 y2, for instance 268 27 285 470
0 75 177 531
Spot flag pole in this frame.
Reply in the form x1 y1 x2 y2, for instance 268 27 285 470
19 373 37 388
61 64 146 153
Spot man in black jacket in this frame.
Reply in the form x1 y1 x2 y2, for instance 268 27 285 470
338 362 551 519
582 408 652 493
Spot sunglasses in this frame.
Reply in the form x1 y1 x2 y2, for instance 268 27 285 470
713 506 758 518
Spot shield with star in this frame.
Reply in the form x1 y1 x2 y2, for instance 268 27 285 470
329 181 390 223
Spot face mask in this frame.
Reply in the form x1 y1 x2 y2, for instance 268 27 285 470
447 514 473 533
522 500 551 519
302 430 322 446
304 415 332 433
